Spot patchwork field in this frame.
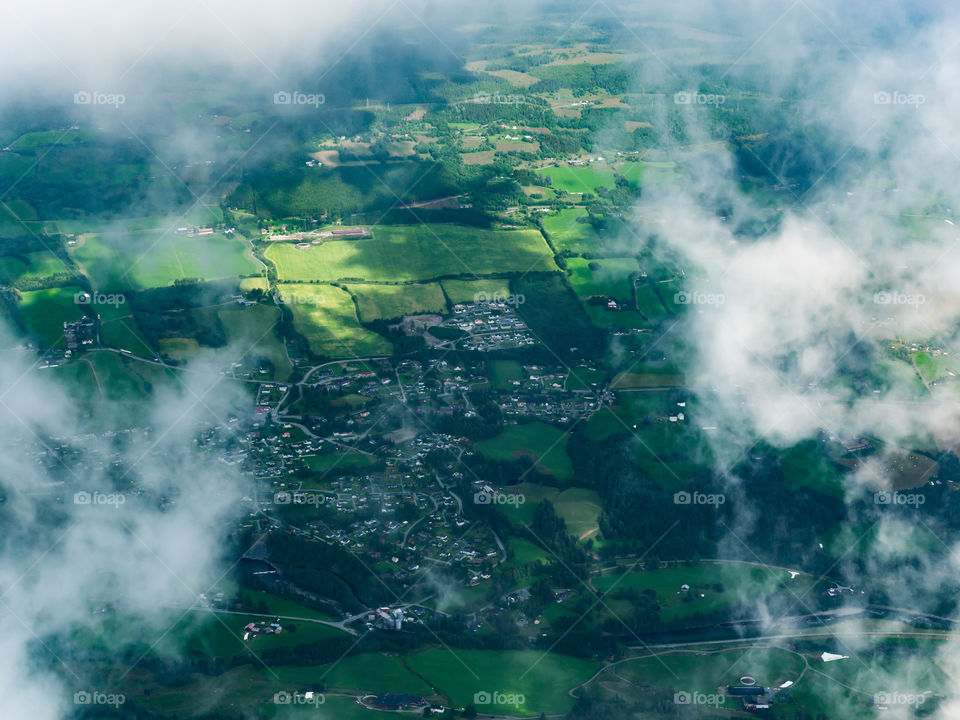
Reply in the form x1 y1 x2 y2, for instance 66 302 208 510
266 225 558 283
278 284 391 358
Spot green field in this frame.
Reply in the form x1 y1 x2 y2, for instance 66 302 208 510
553 487 602 540
538 165 615 194
475 422 573 481
72 231 259 290
279 284 391 358
405 648 599 715
279 653 432 695
541 208 602 255
97 302 152 355
441 278 514 304
567 257 639 301
18 285 84 349
218 304 293 381
496 482 600 540
0 250 70 285
180 612 348 659
593 562 813 622
598 646 805 705
489 359 524 390
266 225 558 283
349 282 447 321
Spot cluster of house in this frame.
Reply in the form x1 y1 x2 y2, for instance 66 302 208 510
63 316 99 353
242 619 283 640
445 303 536 351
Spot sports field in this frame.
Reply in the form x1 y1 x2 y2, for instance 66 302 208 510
265 225 558 283
278 284 391 358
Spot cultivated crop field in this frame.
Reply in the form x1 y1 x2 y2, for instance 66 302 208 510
265 224 558 283
278 284 391 358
